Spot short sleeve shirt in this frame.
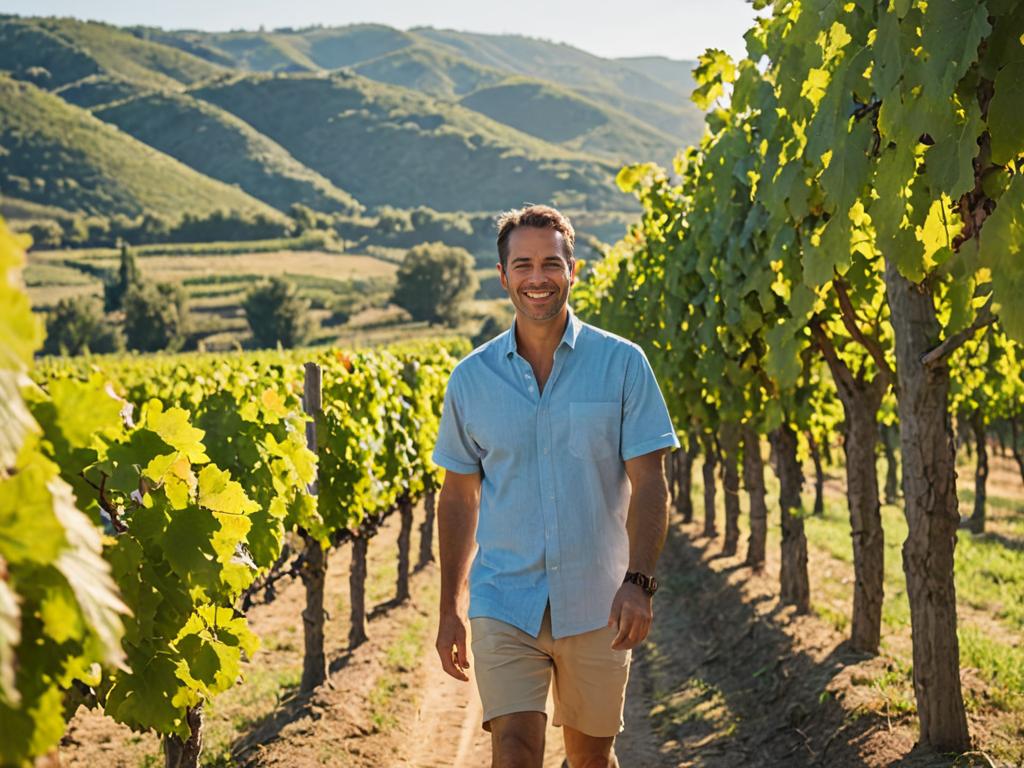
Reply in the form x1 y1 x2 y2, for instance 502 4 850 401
432 308 679 639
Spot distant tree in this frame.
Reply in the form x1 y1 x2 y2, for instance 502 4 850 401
391 242 478 327
43 296 123 356
104 242 141 312
243 277 314 348
26 221 63 250
135 212 174 243
472 310 509 348
123 282 188 352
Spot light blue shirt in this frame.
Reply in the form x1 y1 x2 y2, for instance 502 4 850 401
432 308 679 639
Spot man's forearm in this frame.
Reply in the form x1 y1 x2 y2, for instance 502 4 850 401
437 487 478 614
625 470 669 575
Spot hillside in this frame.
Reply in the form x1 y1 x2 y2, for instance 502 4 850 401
139 23 705 149
352 44 505 99
412 28 689 109
460 78 678 164
95 91 362 214
0 16 225 90
191 72 626 212
0 76 281 220
616 55 697 99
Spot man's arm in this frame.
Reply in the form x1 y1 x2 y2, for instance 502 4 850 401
608 449 670 650
435 467 481 681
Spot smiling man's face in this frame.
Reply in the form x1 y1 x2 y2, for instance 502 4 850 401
498 226 576 324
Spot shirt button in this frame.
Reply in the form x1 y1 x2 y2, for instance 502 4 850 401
552 565 559 572
544 447 550 455
549 493 555 500
528 385 534 392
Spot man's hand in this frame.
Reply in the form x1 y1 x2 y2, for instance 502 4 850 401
607 581 653 650
436 611 471 681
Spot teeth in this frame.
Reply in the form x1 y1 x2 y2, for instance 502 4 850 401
525 291 553 298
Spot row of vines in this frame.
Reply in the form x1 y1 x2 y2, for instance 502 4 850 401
1 216 466 766
575 0 1023 753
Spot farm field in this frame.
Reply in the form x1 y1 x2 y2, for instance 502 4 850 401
24 243 509 349
52 451 1024 767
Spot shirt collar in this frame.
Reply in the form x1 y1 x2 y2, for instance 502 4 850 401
505 306 581 358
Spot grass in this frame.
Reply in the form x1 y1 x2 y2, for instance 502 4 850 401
649 677 738 739
715 448 1024 762
201 658 303 765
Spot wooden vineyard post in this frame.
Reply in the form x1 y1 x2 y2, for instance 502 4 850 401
417 485 437 569
774 423 809 614
396 494 413 602
701 433 718 538
676 437 697 523
349 532 368 648
742 425 767 571
300 362 328 694
720 422 741 556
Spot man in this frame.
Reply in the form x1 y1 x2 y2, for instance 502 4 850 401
432 204 678 768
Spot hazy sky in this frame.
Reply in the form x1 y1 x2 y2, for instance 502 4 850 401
1 0 761 61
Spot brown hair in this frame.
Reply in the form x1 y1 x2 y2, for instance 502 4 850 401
496 204 575 270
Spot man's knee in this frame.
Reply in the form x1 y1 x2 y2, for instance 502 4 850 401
490 712 546 768
563 728 617 768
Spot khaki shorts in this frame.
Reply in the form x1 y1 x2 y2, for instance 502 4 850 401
470 605 631 738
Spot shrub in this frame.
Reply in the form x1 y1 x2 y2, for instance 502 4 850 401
123 282 189 352
242 276 314 348
391 242 478 327
43 295 123 356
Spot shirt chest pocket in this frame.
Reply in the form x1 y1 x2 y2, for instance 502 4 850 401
569 402 621 461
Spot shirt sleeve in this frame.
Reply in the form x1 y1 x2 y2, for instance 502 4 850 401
620 345 680 461
432 369 483 475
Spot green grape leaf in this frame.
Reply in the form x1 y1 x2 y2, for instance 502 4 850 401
924 96 983 200
46 377 123 448
692 49 736 110
979 173 1024 340
162 508 219 587
0 462 65 565
105 650 188 736
197 465 259 518
766 321 803 390
144 403 209 464
988 61 1024 165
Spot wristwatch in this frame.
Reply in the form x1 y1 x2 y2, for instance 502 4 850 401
623 570 658 596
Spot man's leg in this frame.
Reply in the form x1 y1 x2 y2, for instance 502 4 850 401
490 711 547 768
562 726 618 768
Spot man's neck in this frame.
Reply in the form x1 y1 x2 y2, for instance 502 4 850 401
514 308 569 366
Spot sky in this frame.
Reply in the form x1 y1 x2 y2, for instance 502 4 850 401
0 0 761 62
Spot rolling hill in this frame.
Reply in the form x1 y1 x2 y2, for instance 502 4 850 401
0 16 226 90
352 44 505 99
460 78 679 164
191 71 625 212
0 75 281 220
94 91 362 214
136 23 705 149
0 15 707 236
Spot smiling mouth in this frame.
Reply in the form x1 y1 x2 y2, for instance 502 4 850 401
523 290 555 300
